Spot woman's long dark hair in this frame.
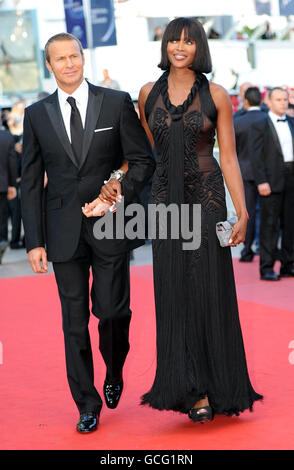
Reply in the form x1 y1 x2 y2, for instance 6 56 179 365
158 17 212 73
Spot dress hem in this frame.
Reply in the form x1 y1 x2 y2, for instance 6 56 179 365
140 393 263 417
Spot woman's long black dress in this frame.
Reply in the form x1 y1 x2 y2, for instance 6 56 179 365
141 72 262 416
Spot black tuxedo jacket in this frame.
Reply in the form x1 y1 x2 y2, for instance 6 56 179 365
21 82 155 262
0 129 17 193
233 109 265 181
251 114 294 192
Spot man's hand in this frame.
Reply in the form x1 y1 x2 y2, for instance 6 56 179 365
15 142 22 153
7 186 17 200
28 247 48 273
258 182 271 197
100 178 122 204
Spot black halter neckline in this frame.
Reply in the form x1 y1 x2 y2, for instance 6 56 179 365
160 71 203 120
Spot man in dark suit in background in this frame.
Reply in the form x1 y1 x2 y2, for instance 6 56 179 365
234 87 264 262
0 120 17 263
234 82 253 118
21 33 155 433
251 87 294 280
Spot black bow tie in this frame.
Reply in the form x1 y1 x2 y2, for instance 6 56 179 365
277 118 287 122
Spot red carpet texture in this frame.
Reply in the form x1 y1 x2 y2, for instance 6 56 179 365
0 257 294 450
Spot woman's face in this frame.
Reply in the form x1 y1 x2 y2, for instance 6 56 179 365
167 29 196 69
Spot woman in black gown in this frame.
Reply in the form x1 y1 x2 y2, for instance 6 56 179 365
137 17 262 423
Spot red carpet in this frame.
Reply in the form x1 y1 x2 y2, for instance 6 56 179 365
0 257 294 450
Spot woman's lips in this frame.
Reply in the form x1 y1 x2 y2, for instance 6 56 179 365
173 54 187 60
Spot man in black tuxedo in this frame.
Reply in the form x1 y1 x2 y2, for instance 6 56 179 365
0 124 17 263
21 33 155 433
234 87 264 262
251 87 294 280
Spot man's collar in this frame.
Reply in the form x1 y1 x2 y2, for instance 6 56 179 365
248 106 260 111
58 79 88 105
269 110 287 122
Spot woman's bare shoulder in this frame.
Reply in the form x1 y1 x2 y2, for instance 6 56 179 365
139 82 156 102
208 81 231 107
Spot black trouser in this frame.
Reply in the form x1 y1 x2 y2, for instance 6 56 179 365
259 164 294 275
0 192 8 242
7 188 22 246
53 218 131 414
0 189 22 245
241 180 258 259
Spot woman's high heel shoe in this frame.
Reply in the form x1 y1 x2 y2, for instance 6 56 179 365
188 406 214 424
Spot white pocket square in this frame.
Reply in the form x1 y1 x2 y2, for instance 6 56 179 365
94 127 113 133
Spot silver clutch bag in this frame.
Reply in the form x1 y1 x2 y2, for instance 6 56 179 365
216 216 238 247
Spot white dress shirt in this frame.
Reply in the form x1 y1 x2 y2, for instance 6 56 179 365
58 79 89 143
268 111 294 162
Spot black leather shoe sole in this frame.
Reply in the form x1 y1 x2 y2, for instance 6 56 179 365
76 424 97 433
260 273 280 281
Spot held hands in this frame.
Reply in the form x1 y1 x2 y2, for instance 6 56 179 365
100 178 122 204
28 247 48 274
82 178 122 218
82 196 112 217
228 214 248 247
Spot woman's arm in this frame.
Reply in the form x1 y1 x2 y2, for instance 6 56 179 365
210 82 248 246
138 82 155 147
99 160 129 204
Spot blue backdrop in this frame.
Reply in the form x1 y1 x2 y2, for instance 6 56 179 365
63 0 117 49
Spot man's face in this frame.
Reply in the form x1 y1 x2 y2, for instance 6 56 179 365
46 39 85 93
269 89 288 116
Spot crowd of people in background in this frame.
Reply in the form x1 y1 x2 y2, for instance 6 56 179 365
1 75 294 278
233 82 294 280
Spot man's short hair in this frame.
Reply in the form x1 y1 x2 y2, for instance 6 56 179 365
45 32 84 63
268 87 288 100
244 87 261 106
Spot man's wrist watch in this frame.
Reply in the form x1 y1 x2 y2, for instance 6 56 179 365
104 169 125 184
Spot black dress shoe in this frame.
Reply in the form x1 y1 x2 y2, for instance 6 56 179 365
103 379 123 409
280 266 294 277
260 271 280 281
76 412 99 433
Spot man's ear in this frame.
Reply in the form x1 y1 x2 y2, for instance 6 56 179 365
243 98 249 110
46 60 53 74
